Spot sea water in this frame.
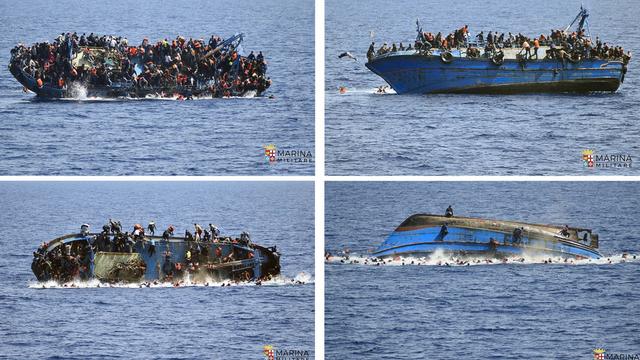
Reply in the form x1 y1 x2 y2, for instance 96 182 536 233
0 0 314 175
325 0 640 175
325 182 640 359
0 182 315 359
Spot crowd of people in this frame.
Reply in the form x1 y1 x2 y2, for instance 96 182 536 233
368 24 631 64
32 239 92 282
10 32 271 97
33 221 260 283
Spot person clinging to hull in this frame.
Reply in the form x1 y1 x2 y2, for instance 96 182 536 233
162 225 174 241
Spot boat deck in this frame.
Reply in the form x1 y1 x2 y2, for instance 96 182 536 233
371 46 622 62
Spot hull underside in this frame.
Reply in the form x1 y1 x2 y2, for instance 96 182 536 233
366 54 625 95
373 241 599 260
374 221 602 260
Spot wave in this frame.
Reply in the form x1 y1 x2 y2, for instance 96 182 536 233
27 271 313 289
326 250 639 267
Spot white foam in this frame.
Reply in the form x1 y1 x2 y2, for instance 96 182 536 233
66 82 89 100
337 87 397 95
326 252 639 267
28 272 313 289
53 87 266 102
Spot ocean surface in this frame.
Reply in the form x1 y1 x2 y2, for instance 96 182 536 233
325 0 640 175
325 182 640 359
0 0 314 175
0 182 314 359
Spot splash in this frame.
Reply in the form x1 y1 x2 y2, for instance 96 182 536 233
66 82 89 100
326 252 639 267
50 87 265 102
337 86 397 95
28 272 313 289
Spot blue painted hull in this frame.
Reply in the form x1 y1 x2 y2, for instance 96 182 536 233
366 51 625 94
374 224 602 260
32 233 281 283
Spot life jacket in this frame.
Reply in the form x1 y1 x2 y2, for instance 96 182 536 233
215 247 222 257
36 78 43 88
58 78 64 88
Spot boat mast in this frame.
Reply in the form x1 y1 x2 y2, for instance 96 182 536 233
564 5 592 40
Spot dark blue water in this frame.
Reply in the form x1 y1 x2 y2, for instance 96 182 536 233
326 0 640 175
325 182 640 359
0 0 314 175
0 182 314 359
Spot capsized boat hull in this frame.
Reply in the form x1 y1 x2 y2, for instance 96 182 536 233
373 214 602 260
31 233 280 283
365 50 625 95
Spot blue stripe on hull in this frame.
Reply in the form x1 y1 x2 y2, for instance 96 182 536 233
366 54 624 94
373 226 602 259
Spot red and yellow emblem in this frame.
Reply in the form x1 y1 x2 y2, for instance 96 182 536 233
582 149 594 168
593 348 606 360
263 345 274 360
263 144 277 163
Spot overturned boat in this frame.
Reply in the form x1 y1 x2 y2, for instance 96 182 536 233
31 223 280 284
365 8 630 94
373 213 602 260
9 33 271 99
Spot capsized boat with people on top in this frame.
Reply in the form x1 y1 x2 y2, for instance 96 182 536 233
373 207 602 260
9 32 271 99
31 221 281 284
364 7 630 94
